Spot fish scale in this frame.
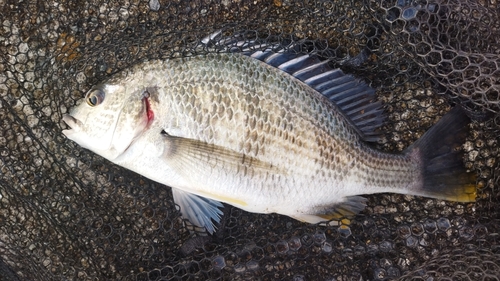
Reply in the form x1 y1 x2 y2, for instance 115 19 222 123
128 55 414 206
63 42 476 233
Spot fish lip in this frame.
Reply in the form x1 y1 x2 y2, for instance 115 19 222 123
62 114 82 136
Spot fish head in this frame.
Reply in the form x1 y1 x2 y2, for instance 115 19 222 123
62 79 154 161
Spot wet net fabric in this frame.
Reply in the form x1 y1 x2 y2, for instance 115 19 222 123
1 0 499 280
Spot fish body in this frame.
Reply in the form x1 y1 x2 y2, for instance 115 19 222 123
63 39 476 232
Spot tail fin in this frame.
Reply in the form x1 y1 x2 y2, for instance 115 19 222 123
405 107 477 202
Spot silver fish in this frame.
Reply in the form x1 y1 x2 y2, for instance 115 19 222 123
62 36 476 233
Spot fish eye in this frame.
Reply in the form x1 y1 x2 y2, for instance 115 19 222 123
85 89 105 107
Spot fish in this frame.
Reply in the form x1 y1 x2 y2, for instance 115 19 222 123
62 33 477 233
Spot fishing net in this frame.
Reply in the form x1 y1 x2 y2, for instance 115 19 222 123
1 0 499 280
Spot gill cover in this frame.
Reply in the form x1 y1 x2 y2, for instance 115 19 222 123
63 83 150 161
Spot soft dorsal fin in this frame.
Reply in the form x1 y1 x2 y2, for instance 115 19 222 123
201 31 385 142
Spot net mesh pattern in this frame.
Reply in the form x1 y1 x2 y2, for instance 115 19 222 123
1 0 499 280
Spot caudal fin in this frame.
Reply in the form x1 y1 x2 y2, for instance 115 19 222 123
405 106 477 202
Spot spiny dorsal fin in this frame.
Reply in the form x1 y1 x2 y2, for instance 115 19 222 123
202 31 385 142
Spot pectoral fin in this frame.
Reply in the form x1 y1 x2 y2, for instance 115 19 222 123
162 132 280 230
171 188 223 234
161 131 284 178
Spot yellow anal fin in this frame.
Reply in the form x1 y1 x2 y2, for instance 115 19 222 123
293 195 367 226
317 215 351 226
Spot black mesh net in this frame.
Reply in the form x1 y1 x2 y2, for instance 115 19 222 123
1 0 499 280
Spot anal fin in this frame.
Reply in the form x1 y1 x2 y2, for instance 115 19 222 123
293 196 367 225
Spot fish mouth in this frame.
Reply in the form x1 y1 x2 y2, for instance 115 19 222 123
62 114 83 136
